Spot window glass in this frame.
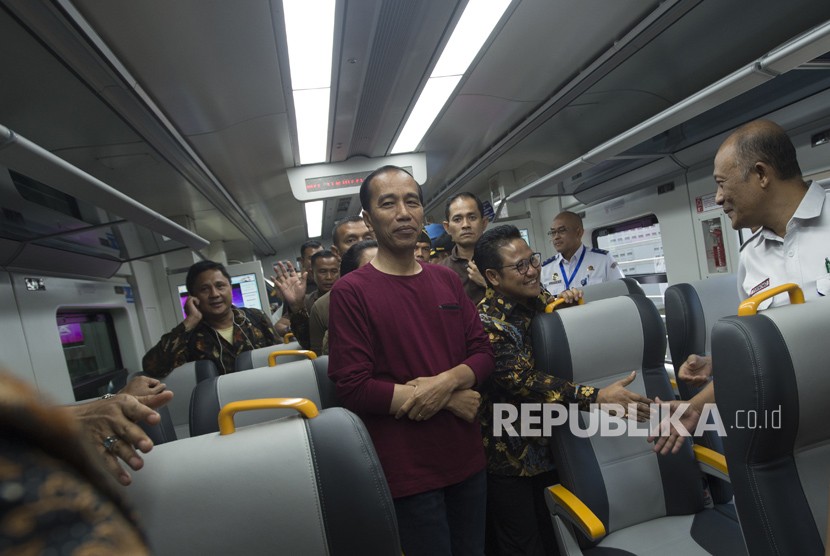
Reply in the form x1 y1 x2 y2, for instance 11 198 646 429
57 311 125 401
592 214 667 314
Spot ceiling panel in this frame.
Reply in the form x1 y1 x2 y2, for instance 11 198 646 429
73 0 288 136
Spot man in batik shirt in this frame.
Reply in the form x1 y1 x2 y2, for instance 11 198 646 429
473 224 651 556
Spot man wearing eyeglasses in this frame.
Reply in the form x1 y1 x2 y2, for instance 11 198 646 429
540 211 624 296
473 224 651 556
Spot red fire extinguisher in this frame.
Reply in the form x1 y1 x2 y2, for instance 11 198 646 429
710 223 726 272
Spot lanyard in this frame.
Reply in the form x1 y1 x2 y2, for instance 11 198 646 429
560 247 586 290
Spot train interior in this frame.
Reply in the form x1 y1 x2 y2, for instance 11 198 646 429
1 0 830 553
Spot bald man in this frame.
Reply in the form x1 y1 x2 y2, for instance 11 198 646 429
540 211 624 296
651 119 830 455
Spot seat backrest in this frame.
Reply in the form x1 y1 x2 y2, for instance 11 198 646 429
125 405 400 556
664 273 738 400
128 371 178 445
580 277 644 302
190 356 337 436
162 360 219 439
531 295 705 542
663 274 738 503
233 341 304 371
713 297 830 555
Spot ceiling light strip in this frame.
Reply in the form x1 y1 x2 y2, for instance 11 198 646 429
304 200 325 238
391 0 511 154
283 0 336 164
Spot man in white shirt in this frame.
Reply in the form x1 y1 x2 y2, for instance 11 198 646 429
737 181 830 308
540 211 624 295
651 119 830 455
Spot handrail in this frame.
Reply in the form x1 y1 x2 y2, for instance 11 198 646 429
218 398 319 435
737 283 804 316
268 350 317 366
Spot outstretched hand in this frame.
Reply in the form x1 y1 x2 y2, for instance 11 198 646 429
71 389 173 486
678 354 712 386
596 370 653 421
647 396 701 456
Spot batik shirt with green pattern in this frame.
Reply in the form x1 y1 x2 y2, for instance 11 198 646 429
477 288 598 477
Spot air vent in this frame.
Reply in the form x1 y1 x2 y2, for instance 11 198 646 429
811 128 830 147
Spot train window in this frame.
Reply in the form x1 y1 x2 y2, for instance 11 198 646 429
56 311 126 401
592 214 667 313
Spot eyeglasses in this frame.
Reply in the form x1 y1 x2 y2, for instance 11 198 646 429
546 226 570 237
499 252 542 275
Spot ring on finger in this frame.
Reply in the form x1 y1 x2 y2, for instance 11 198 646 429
102 435 120 452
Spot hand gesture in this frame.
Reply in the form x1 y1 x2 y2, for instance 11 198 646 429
647 396 701 455
272 261 308 312
467 260 486 288
119 375 169 402
678 354 712 386
183 296 202 331
71 390 173 486
595 370 653 421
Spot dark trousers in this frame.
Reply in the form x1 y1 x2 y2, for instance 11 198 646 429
486 471 560 556
393 470 487 556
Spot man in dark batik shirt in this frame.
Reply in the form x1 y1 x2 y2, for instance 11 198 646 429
474 224 651 556
142 261 279 377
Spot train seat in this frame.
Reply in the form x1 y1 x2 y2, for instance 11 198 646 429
125 401 400 555
580 277 644 301
233 341 310 371
664 273 738 503
531 295 746 555
664 273 738 401
190 356 337 436
713 296 830 555
157 360 219 439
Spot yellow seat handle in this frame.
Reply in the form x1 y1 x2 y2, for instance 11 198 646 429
218 398 319 435
545 296 585 313
693 445 729 476
283 332 296 343
738 283 804 316
548 485 606 540
268 350 317 366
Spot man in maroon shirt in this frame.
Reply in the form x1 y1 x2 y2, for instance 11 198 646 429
328 165 495 556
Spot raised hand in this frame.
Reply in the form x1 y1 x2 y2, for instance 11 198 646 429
467 260 486 288
272 261 308 312
183 296 202 331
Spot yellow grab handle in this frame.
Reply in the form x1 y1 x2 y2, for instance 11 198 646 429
218 398 319 435
738 283 804 316
548 485 606 541
545 296 585 313
693 445 729 476
283 333 296 343
268 350 317 366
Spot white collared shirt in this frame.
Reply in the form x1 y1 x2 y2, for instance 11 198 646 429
540 244 625 296
738 182 830 310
